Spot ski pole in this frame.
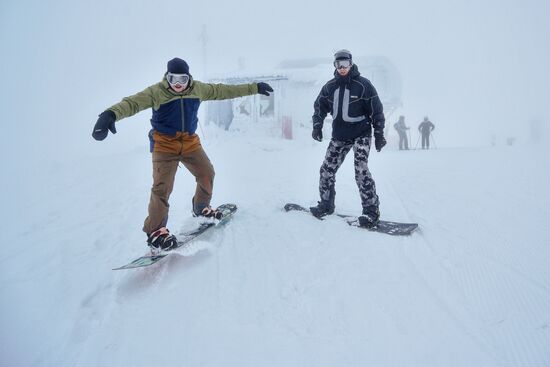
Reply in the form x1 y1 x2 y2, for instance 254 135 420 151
414 134 420 150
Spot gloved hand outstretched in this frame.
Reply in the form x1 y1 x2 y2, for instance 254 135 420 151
312 127 323 142
92 110 117 141
257 82 273 96
374 133 386 152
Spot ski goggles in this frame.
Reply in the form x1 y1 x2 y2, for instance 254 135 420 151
334 59 352 69
166 73 190 86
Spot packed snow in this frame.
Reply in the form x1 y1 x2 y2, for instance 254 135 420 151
2 0 550 365
2 119 549 367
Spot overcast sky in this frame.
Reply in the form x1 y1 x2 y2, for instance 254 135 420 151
1 0 549 159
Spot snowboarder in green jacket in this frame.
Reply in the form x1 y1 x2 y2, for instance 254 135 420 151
92 57 273 250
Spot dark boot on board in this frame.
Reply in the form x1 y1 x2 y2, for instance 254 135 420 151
147 227 178 251
192 196 223 220
309 200 335 218
358 207 380 228
193 206 223 220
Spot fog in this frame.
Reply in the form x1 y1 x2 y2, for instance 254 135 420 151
1 0 549 163
2 3 550 364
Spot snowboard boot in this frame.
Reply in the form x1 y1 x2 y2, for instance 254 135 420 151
193 205 223 220
192 196 223 220
358 207 380 228
147 227 178 251
309 200 335 218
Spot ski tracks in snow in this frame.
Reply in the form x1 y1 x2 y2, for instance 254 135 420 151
384 150 550 367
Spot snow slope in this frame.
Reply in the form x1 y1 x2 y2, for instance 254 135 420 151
2 123 550 367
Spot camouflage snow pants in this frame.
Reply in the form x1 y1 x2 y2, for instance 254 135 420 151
318 135 379 211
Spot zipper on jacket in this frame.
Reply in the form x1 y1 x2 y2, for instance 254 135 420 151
180 97 185 132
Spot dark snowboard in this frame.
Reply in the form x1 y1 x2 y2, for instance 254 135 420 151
113 203 237 270
284 203 418 236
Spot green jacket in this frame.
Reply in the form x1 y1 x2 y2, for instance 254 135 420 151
108 76 258 136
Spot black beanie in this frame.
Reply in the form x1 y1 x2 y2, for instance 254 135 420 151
167 58 189 74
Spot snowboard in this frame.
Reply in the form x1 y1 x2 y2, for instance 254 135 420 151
113 203 237 270
284 203 418 236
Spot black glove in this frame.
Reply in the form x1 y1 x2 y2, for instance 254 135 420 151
312 127 323 142
92 110 117 141
374 133 386 152
257 82 273 96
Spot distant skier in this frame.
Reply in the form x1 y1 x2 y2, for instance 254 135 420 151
310 49 386 228
418 116 435 149
393 115 410 150
92 57 273 250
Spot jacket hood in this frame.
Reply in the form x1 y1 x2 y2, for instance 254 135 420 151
334 64 360 84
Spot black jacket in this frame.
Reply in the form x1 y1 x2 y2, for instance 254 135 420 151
312 64 385 141
419 120 435 134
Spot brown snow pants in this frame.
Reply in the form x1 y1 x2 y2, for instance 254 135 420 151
142 147 215 234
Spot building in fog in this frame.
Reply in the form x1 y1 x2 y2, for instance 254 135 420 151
205 55 402 139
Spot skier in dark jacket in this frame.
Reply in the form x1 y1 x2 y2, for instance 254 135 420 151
393 115 410 150
92 57 273 250
418 116 435 149
310 49 386 227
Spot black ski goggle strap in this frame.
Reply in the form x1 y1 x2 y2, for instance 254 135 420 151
166 73 190 85
334 59 352 69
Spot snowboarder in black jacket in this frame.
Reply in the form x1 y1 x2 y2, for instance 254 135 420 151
310 49 386 227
